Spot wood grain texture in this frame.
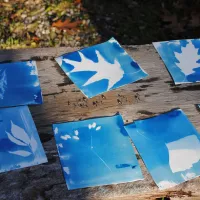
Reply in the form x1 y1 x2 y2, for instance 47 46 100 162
0 45 200 200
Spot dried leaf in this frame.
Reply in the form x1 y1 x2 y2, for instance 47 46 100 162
32 36 40 42
74 0 81 5
52 19 81 30
65 29 78 35
96 126 101 131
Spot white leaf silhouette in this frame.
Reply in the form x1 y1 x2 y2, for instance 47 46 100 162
26 61 34 67
6 131 27 146
30 136 37 153
30 69 38 76
0 68 7 100
181 172 196 181
33 81 39 87
157 180 177 189
74 130 79 135
174 40 200 75
73 136 79 140
54 127 58 134
63 167 70 174
96 126 101 131
92 122 96 128
88 124 92 129
61 134 71 140
9 150 32 157
58 143 63 148
55 56 63 67
63 50 124 90
11 121 30 145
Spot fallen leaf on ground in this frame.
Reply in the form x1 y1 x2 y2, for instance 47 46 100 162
65 29 79 35
74 0 81 5
32 37 40 42
52 19 81 29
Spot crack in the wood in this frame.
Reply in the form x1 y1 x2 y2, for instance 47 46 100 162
124 46 138 51
133 88 146 92
144 92 158 97
138 77 160 83
171 84 200 92
40 133 54 143
43 91 65 96
39 182 65 199
140 84 150 89
137 110 156 115
165 80 174 86
30 56 55 61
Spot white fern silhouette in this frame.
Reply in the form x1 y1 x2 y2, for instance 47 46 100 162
174 41 200 75
62 50 124 90
0 68 7 100
6 121 37 157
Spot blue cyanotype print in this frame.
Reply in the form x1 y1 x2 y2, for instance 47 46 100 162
125 109 200 189
153 39 200 84
0 60 43 107
0 106 47 173
53 114 143 190
55 38 148 98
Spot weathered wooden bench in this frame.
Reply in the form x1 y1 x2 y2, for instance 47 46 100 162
0 45 200 200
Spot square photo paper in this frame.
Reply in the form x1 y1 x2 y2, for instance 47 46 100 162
55 38 148 98
0 106 47 173
0 60 43 107
153 39 200 84
125 109 200 189
53 114 143 190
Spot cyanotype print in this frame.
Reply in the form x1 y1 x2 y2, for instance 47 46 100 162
153 39 200 84
53 114 143 190
55 38 148 98
0 61 43 107
0 106 47 173
125 109 200 189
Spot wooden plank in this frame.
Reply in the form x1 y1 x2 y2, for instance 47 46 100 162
0 45 200 200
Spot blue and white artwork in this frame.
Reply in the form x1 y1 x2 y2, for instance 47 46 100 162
53 114 143 190
0 60 43 107
125 109 200 190
153 39 200 84
0 106 47 173
55 38 148 98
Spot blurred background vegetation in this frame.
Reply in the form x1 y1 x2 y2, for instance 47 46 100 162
0 0 200 49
